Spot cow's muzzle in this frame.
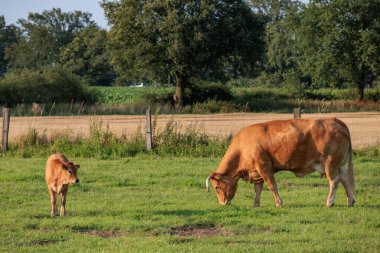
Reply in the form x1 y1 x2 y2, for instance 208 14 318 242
221 200 230 206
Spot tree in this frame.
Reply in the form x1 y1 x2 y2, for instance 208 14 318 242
296 0 380 99
250 0 304 86
60 27 116 86
0 16 19 76
102 0 265 107
6 8 96 70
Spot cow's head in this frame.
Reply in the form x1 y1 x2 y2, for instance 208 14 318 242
206 172 238 206
61 162 80 185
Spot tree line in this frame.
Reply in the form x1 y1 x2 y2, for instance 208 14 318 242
0 0 379 107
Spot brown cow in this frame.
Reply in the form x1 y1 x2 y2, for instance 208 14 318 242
45 154 80 217
206 118 355 208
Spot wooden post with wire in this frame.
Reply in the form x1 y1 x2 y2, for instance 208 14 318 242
294 108 301 119
145 108 152 151
2 107 11 152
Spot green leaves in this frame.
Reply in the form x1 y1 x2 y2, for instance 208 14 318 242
6 8 96 71
102 0 265 83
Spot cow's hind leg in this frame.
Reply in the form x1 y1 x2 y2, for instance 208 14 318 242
325 158 340 208
49 188 57 217
253 181 264 208
339 165 355 207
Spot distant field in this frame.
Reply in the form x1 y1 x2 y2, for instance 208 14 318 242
5 112 380 149
0 153 379 252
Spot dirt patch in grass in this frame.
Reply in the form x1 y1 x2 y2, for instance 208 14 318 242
170 224 231 237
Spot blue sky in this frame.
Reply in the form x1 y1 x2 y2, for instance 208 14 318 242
0 0 109 28
1 0 309 29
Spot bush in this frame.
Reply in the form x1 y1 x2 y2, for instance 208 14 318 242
0 66 95 107
185 82 233 103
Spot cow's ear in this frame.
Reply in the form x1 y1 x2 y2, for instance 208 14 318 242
212 172 222 181
75 164 80 170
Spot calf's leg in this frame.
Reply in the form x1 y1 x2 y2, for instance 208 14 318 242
49 188 57 217
60 186 68 217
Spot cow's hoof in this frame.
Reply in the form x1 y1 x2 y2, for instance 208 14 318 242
348 199 356 207
326 203 334 208
275 202 283 207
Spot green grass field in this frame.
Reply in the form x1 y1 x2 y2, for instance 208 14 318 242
0 153 379 252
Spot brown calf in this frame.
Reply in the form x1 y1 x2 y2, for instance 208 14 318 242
45 154 80 217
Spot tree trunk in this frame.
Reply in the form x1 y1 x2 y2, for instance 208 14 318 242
173 73 187 108
357 68 368 101
358 84 365 101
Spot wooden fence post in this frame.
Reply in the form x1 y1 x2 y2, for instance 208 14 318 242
2 107 11 152
293 108 301 119
145 108 152 151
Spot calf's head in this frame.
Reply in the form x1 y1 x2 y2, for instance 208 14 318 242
206 172 238 206
61 162 80 185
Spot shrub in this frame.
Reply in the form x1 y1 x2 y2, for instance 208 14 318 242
0 66 95 107
185 82 233 103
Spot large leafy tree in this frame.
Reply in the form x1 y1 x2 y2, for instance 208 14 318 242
0 16 19 76
60 27 116 86
6 8 96 70
250 0 304 86
102 0 265 107
296 0 380 99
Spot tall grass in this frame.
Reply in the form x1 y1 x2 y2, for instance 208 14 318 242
4 118 229 159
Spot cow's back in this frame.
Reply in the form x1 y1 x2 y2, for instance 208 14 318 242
233 118 350 173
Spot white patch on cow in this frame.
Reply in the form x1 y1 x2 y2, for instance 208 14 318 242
313 163 324 174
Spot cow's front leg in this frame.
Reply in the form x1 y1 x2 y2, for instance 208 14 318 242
258 167 283 207
60 186 68 217
49 188 57 217
253 181 264 207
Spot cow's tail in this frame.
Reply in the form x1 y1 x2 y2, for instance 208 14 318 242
348 138 355 197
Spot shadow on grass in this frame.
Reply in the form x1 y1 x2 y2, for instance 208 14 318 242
154 209 210 217
18 238 67 246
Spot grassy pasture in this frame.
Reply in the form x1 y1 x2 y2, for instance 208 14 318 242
0 153 379 252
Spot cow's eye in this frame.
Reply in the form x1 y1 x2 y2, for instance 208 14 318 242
68 170 73 174
215 186 219 190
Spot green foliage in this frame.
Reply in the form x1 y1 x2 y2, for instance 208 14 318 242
0 66 94 107
60 27 116 86
93 86 175 105
0 148 379 252
102 0 265 106
295 0 380 99
186 82 233 103
6 118 229 159
153 119 229 157
87 85 380 114
0 16 19 76
6 8 96 71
